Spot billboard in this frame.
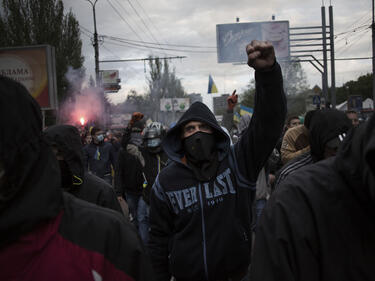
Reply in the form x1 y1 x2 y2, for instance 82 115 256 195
160 98 190 112
216 21 290 63
101 70 119 84
100 70 121 93
0 45 57 109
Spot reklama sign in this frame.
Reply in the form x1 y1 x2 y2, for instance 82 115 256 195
0 45 57 109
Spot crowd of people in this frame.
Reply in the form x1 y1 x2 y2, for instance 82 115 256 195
0 40 374 281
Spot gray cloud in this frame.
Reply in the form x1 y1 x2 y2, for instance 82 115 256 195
63 0 372 104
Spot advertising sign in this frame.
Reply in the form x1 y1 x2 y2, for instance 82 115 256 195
100 70 121 93
160 98 190 112
216 21 290 63
101 70 119 84
0 45 57 109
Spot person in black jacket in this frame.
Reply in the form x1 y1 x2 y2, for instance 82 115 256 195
274 109 352 187
115 114 146 226
250 113 375 281
44 124 124 215
0 76 153 280
83 127 116 185
148 40 286 281
138 122 169 245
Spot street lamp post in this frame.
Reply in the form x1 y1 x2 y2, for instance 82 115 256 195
86 0 100 87
372 0 375 107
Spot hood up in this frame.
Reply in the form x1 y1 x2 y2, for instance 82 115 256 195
44 125 85 186
162 102 230 164
0 76 61 247
335 113 375 204
309 109 352 161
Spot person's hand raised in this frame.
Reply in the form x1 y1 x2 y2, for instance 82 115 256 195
227 90 238 110
246 40 275 71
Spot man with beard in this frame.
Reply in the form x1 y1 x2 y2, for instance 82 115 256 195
148 40 287 281
0 76 153 280
44 125 124 215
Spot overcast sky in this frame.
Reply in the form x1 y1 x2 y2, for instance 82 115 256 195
62 0 372 104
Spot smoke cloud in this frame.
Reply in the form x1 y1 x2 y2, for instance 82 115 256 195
58 66 109 127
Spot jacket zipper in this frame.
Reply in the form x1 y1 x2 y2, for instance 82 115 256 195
198 183 209 280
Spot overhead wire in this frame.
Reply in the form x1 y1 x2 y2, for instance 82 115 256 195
102 35 216 48
104 37 216 53
132 0 170 45
103 40 179 57
106 0 156 55
125 0 166 54
80 24 122 59
336 28 371 56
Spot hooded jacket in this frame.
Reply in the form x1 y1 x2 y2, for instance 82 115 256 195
115 129 145 197
149 63 286 281
0 76 153 280
44 125 122 213
308 109 352 161
250 114 375 281
275 109 352 187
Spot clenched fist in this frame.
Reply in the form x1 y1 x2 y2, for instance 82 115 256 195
246 40 275 71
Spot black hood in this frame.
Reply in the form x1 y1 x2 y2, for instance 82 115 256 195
0 76 62 247
309 109 352 161
44 125 85 185
162 101 230 164
335 113 375 204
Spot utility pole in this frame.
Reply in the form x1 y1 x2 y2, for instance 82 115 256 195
329 4 336 108
372 0 375 106
321 5 329 107
86 0 100 87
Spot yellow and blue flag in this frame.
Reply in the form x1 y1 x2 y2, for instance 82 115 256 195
208 74 218 94
239 104 253 117
233 112 241 123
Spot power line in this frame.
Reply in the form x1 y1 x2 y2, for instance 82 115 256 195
111 0 154 44
103 40 181 57
106 0 155 54
104 37 216 53
99 56 187 63
102 35 216 49
101 44 121 59
125 0 166 53
336 28 371 55
132 0 170 45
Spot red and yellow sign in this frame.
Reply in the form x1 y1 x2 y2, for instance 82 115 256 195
0 45 57 109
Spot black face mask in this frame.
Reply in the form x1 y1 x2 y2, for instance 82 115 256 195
58 160 73 189
183 131 219 181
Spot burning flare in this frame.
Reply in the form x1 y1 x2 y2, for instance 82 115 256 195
80 117 85 126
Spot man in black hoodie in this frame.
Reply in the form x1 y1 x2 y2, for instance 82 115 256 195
44 125 124 214
250 113 375 281
148 40 287 281
0 76 153 280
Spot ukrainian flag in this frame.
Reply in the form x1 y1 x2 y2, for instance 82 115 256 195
239 104 254 116
208 74 218 94
234 112 241 123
